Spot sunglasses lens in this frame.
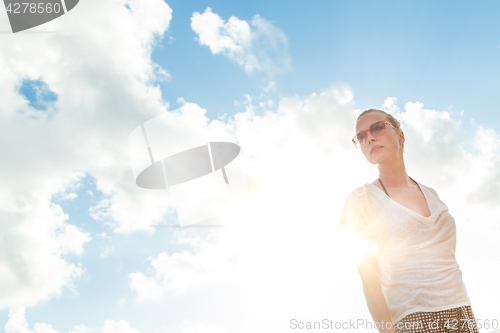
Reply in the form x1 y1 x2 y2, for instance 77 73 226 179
355 133 365 147
371 121 386 136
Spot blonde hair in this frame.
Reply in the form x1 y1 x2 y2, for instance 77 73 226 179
356 109 405 154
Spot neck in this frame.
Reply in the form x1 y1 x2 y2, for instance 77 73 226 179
377 157 412 188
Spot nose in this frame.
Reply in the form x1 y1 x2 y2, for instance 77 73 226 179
365 130 376 143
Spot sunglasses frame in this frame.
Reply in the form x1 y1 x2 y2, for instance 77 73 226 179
352 121 397 148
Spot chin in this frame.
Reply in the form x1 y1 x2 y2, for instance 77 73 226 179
365 153 378 165
368 154 384 165
364 155 377 165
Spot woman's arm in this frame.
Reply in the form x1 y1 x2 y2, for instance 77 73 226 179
356 254 397 333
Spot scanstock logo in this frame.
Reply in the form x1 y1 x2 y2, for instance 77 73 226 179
3 0 79 33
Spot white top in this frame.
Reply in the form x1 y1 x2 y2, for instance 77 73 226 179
339 180 471 324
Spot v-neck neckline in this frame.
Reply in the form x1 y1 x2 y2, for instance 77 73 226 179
366 180 436 226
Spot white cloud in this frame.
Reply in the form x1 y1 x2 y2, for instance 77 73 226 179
473 123 500 155
4 308 141 333
60 192 78 200
129 234 239 299
402 100 453 142
263 81 276 93
179 320 226 333
381 96 400 114
0 0 172 309
1 0 499 330
129 270 163 301
191 7 290 75
126 84 373 332
69 324 93 333
0 199 89 308
102 320 141 333
465 124 500 208
99 246 114 258
126 85 499 332
4 306 58 333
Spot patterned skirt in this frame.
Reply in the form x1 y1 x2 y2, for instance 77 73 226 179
394 305 480 333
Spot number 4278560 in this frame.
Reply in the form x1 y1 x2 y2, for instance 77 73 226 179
5 2 62 14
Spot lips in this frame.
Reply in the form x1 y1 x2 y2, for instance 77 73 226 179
371 145 383 154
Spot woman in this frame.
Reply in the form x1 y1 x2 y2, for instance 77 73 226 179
339 109 479 333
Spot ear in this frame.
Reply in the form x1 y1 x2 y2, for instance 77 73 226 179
399 131 405 145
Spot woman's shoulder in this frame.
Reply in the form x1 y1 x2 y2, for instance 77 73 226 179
344 183 377 206
347 184 370 197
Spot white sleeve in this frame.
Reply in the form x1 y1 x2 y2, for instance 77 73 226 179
339 190 373 239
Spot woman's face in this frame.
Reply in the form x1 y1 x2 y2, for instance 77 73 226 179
355 112 404 165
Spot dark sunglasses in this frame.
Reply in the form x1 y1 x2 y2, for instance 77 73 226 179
352 121 397 148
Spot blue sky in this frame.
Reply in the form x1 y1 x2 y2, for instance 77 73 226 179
155 0 500 129
0 1 499 333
